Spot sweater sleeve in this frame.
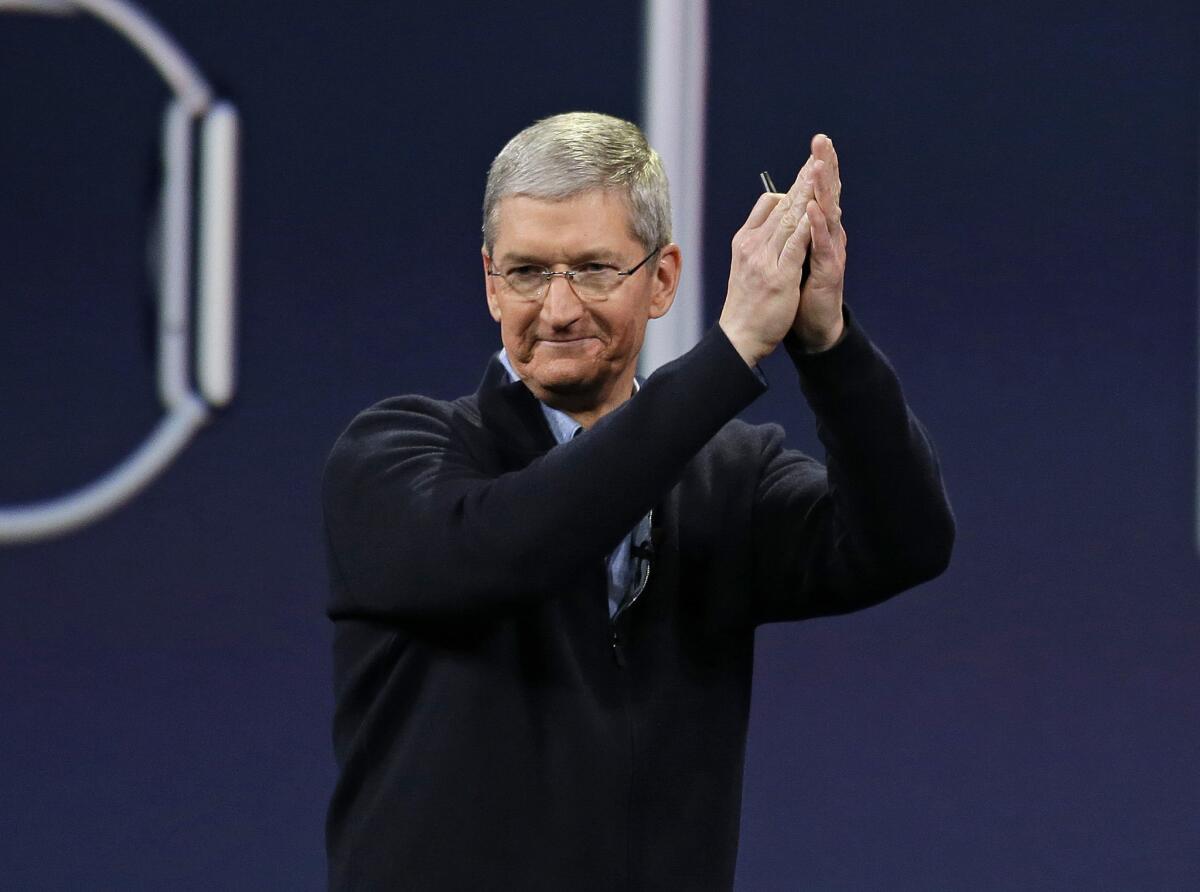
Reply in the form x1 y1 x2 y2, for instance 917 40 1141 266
323 325 766 623
750 308 955 624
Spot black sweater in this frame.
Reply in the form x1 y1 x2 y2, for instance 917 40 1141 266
322 312 954 890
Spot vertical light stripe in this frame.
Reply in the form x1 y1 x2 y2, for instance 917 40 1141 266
158 100 192 406
197 102 240 407
640 0 709 376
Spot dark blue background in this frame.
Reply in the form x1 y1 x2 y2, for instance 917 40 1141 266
1 1 1196 888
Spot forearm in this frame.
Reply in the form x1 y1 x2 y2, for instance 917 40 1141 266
789 308 955 585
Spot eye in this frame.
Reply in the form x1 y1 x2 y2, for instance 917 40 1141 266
576 262 615 274
507 264 544 277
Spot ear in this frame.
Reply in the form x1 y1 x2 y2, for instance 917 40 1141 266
647 243 682 320
482 249 502 322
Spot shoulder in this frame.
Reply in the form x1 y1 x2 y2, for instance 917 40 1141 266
712 417 787 453
339 392 479 438
689 418 790 479
324 392 484 482
698 418 826 495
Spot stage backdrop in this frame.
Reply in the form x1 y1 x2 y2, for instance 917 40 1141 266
1 1 1196 888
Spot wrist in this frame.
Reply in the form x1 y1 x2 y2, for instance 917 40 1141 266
717 318 770 368
793 314 845 354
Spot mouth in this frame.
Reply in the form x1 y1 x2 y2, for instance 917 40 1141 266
536 336 599 347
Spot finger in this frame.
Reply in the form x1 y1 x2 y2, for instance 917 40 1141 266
768 159 819 259
811 133 841 200
813 160 842 237
807 199 845 279
761 155 816 234
778 209 811 277
811 133 839 176
740 190 783 233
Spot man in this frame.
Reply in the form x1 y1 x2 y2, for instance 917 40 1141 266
323 112 954 890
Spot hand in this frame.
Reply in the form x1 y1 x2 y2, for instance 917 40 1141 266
718 153 820 367
792 134 846 352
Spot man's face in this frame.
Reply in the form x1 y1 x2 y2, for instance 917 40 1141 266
483 189 679 412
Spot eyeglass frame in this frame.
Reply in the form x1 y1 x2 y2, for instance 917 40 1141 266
486 245 663 302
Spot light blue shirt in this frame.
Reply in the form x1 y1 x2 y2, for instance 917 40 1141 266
497 350 649 619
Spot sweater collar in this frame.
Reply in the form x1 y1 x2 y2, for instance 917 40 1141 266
475 353 557 467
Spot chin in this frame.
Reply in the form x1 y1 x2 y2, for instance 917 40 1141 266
525 356 599 389
541 381 597 399
529 371 597 397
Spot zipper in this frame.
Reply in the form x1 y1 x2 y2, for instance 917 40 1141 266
610 626 627 668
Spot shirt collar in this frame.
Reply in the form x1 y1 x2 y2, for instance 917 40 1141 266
496 349 639 445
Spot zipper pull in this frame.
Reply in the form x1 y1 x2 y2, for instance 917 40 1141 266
611 628 626 668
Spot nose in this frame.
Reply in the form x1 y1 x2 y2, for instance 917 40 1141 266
539 274 585 328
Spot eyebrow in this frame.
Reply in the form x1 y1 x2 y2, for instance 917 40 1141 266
494 249 624 267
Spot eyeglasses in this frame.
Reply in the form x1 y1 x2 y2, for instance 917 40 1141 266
487 246 661 302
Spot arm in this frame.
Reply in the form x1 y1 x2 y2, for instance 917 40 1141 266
323 325 765 623
751 309 955 624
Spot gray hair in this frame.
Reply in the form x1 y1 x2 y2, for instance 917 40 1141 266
482 111 672 255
